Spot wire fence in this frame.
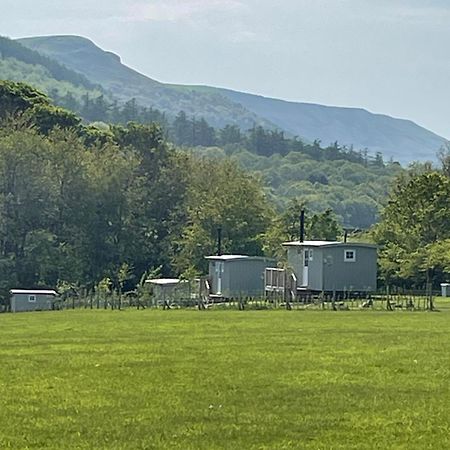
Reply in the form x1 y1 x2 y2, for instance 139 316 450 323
49 287 440 312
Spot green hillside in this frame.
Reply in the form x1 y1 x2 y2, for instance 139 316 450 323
18 35 447 163
0 38 403 228
190 146 402 228
18 35 275 131
0 36 103 102
215 88 446 164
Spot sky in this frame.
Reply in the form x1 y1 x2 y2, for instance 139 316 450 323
1 0 449 138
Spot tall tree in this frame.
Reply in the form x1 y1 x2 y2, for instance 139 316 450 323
264 199 341 259
174 158 270 273
374 170 450 286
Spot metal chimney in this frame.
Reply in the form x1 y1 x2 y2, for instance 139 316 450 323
217 226 222 256
344 229 348 243
300 210 305 243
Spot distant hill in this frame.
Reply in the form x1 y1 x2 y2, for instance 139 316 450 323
0 35 104 102
0 39 403 229
17 35 448 162
214 88 446 163
18 35 274 132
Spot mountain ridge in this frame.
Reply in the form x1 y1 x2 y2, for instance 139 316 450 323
17 34 447 163
18 35 276 132
0 35 105 103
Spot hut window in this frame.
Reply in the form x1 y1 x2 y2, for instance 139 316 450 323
304 249 313 261
28 294 36 302
344 249 356 262
304 249 313 266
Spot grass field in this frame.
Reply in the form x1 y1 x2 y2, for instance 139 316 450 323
1 307 450 449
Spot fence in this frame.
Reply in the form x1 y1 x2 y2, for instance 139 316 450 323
53 287 440 312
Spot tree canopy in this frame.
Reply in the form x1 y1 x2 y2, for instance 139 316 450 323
0 82 276 303
374 170 450 286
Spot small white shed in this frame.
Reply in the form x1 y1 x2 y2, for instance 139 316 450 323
10 289 58 312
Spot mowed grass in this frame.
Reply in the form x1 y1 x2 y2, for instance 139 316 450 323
1 308 450 449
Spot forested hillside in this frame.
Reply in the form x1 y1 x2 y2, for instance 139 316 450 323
0 80 356 302
0 36 403 228
192 146 401 228
0 81 271 300
18 35 274 131
18 35 447 162
213 88 446 164
1 80 449 297
0 36 103 103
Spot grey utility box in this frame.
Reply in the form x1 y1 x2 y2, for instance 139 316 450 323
441 283 450 297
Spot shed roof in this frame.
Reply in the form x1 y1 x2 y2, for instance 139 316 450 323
205 254 275 262
10 289 58 296
145 278 182 286
282 240 377 249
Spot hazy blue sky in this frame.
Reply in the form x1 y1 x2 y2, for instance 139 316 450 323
1 0 449 138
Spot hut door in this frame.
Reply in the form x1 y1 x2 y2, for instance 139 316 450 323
302 250 309 287
216 262 224 294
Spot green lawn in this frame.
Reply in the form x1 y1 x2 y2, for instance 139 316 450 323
1 308 450 449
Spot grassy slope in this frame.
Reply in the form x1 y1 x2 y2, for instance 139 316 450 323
1 308 450 449
0 56 102 101
0 36 104 102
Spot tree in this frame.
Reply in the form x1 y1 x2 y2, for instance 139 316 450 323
374 171 450 286
309 209 340 241
173 158 271 273
172 111 192 145
438 142 450 178
0 80 48 119
27 104 81 134
220 124 242 146
263 200 341 259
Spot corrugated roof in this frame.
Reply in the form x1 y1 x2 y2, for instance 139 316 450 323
145 278 182 286
205 255 275 262
282 240 377 249
10 289 58 296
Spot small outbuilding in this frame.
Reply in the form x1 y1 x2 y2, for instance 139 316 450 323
145 278 193 307
206 255 276 298
10 289 58 313
283 240 377 293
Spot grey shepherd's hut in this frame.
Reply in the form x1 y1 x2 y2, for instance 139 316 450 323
206 255 276 298
10 289 58 312
283 240 377 293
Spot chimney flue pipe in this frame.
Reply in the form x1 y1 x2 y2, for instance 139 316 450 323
300 210 305 243
217 226 222 256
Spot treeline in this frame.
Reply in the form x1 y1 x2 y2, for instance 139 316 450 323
193 146 401 229
0 81 265 298
372 154 450 289
55 93 169 130
0 80 342 302
2 80 446 296
53 91 388 167
51 91 400 229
